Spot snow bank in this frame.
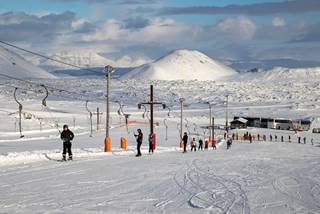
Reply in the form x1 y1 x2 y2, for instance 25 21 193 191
122 50 237 81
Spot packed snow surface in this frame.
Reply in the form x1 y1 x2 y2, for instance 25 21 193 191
1 63 320 213
122 50 237 81
0 45 56 79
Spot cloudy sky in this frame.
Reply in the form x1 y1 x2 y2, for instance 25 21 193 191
1 0 320 68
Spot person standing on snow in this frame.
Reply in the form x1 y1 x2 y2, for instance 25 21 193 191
60 124 74 161
190 138 197 152
134 129 143 157
227 138 232 149
204 140 209 150
249 133 252 144
148 133 154 154
182 132 188 153
198 138 203 151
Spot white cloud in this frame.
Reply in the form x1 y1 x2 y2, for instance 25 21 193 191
272 16 286 27
82 17 200 45
214 16 257 40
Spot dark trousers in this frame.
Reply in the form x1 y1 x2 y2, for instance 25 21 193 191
198 143 203 150
63 141 72 158
183 142 187 152
149 142 154 153
137 141 142 156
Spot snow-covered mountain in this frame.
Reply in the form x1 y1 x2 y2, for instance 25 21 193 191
29 51 114 72
237 67 320 82
0 45 56 79
121 50 237 81
30 51 151 72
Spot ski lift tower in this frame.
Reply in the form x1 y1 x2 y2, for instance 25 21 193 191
138 85 166 150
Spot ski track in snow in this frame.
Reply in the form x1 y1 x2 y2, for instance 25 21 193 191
0 141 320 213
1 75 320 213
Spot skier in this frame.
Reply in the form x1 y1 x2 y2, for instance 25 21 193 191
303 137 306 144
198 138 203 151
288 135 291 143
281 136 284 142
134 129 143 157
182 132 188 153
275 135 278 142
148 133 154 154
60 124 74 161
269 134 273 141
227 138 232 149
257 134 260 141
204 140 209 150
298 136 301 144
190 138 197 152
311 138 314 145
212 138 217 150
249 133 252 144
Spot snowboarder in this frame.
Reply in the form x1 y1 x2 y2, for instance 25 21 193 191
190 138 197 152
60 124 74 161
182 132 188 153
134 129 143 157
148 133 154 154
227 138 232 149
198 138 203 150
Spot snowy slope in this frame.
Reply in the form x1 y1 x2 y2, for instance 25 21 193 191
0 45 56 79
122 50 237 81
237 67 320 82
30 51 151 72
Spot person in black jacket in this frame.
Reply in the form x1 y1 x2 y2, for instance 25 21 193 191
182 132 188 153
134 129 143 157
60 124 74 161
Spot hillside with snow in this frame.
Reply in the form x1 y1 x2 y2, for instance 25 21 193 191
0 45 56 79
29 51 150 72
122 50 237 81
236 67 320 82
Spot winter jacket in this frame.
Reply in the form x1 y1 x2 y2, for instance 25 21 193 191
182 134 188 144
61 130 74 143
135 132 143 143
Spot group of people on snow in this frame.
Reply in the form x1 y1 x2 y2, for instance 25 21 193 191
234 131 313 145
58 124 314 160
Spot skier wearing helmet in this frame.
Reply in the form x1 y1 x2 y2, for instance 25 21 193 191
60 124 74 161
